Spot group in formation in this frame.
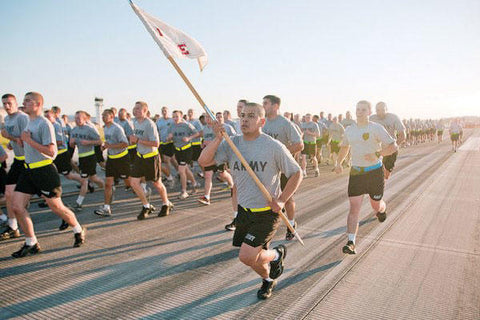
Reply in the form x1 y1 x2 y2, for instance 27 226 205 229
0 92 463 300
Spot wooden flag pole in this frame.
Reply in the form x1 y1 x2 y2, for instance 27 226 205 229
167 56 304 246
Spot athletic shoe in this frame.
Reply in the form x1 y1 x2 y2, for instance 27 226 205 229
376 211 387 223
0 226 20 240
88 182 95 193
178 191 189 200
269 245 287 279
38 201 48 208
125 186 131 192
158 203 174 217
342 240 356 254
225 218 236 231
197 196 210 205
12 242 42 258
137 206 153 220
67 202 83 212
257 279 277 300
73 227 86 247
285 221 297 241
196 171 204 179
94 207 112 217
59 220 69 231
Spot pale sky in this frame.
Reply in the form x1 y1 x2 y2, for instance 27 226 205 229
2 0 479 119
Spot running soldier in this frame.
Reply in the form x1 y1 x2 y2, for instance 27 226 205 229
118 108 137 166
436 120 445 143
0 94 28 241
198 102 302 300
449 119 462 152
94 109 131 216
156 106 177 183
11 92 86 258
335 100 397 254
313 115 327 165
262 95 303 241
130 101 173 219
187 108 204 180
300 114 320 177
369 102 406 179
328 116 345 169
69 111 105 210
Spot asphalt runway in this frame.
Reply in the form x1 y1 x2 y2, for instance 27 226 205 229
1 130 479 320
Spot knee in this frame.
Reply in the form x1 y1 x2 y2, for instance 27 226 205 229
238 251 256 267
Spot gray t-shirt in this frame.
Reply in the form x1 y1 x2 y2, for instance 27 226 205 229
24 115 57 163
53 121 67 151
214 133 301 208
328 122 345 142
168 122 197 149
341 118 355 128
133 118 159 155
156 118 174 143
315 121 327 140
341 122 395 167
203 123 236 142
301 121 320 143
4 111 29 157
188 119 203 144
370 113 405 139
104 122 129 156
263 115 302 148
70 124 101 155
118 119 134 137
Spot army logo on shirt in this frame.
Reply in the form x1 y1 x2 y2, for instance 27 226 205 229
362 133 369 140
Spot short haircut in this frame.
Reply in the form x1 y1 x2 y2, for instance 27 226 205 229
51 106 61 114
244 102 265 118
263 95 281 106
238 99 248 104
357 100 372 110
2 93 16 100
103 109 114 116
223 110 231 116
199 115 205 121
216 112 223 116
135 101 148 110
44 109 54 117
173 110 183 116
25 92 44 106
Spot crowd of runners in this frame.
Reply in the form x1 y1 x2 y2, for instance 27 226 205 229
0 92 465 299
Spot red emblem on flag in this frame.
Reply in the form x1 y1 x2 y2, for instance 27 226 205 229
156 27 163 37
178 43 190 55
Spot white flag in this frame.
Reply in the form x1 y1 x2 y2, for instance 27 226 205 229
129 0 208 71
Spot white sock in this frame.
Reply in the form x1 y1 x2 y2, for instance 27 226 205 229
233 211 238 218
104 204 110 210
289 219 295 227
204 195 210 200
264 277 274 282
25 237 37 246
8 218 18 230
348 233 356 244
141 183 147 192
273 250 280 261
0 213 7 222
162 201 171 206
72 224 83 233
76 195 85 205
143 204 151 209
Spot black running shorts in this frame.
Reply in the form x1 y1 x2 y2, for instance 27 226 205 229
330 141 340 154
233 205 280 249
131 154 161 182
106 154 131 179
54 150 72 175
15 164 62 198
6 158 26 185
128 147 137 163
159 142 175 157
382 151 398 172
79 154 97 178
203 163 226 172
175 147 193 166
191 144 202 162
302 143 316 156
348 167 384 200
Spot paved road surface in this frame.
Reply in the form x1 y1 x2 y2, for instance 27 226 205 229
0 130 479 320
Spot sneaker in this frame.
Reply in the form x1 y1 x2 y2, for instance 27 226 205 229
285 221 297 241
67 202 83 212
225 218 236 231
257 279 277 300
196 171 204 179
12 242 42 258
376 211 387 223
342 240 356 254
73 227 86 247
0 226 21 240
158 203 174 217
125 185 131 192
59 220 69 231
94 207 112 217
38 201 48 208
178 191 189 200
137 206 153 220
197 196 210 205
88 182 95 193
269 245 287 279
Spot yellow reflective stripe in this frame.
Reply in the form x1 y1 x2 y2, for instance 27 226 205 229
108 149 128 159
78 150 95 158
159 141 173 145
14 155 25 161
136 149 159 159
175 143 191 151
57 148 68 155
303 141 316 145
127 144 137 149
241 205 271 213
191 141 202 146
24 159 53 169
